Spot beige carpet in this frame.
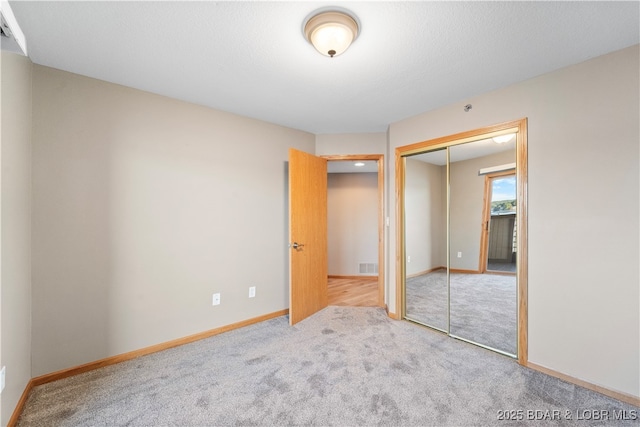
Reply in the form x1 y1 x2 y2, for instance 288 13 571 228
406 271 517 354
18 306 637 426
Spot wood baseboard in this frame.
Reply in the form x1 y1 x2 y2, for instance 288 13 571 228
11 309 637 424
406 266 445 278
526 361 640 407
408 267 513 276
328 275 378 279
8 309 289 424
485 270 516 276
449 268 482 274
7 378 35 427
385 304 401 320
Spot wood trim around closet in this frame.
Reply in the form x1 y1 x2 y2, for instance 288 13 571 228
394 118 528 365
516 122 528 365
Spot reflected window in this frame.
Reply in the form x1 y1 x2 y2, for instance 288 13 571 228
491 176 516 215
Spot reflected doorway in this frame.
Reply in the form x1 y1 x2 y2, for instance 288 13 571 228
481 172 517 274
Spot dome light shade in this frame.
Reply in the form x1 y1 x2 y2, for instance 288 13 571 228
304 10 359 57
492 134 516 144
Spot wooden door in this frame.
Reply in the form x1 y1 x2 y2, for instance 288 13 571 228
289 148 328 325
480 170 516 272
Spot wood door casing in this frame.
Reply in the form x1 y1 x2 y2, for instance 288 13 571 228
479 170 516 273
289 148 328 325
395 118 528 365
322 154 385 308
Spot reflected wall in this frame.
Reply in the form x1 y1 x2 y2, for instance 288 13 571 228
448 142 517 355
402 135 519 356
404 151 447 330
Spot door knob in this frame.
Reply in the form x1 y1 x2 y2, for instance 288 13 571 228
290 242 305 251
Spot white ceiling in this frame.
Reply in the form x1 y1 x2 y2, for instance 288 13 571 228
7 1 640 135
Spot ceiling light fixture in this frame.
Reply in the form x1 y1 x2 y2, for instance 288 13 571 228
303 9 359 58
354 162 365 167
492 134 515 144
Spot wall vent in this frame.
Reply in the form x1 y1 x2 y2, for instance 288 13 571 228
358 263 378 275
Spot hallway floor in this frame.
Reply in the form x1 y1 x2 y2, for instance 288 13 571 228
327 277 378 307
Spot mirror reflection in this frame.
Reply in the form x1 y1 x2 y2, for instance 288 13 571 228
403 135 517 356
403 149 448 331
485 174 517 273
449 139 517 355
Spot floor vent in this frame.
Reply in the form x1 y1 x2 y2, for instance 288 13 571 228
358 263 378 275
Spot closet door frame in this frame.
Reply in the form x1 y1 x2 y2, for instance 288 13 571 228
395 118 528 365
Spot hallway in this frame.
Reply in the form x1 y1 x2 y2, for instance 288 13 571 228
327 277 378 307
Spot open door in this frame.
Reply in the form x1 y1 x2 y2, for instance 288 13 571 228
480 170 517 274
289 148 328 325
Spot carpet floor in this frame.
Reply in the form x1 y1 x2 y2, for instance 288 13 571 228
487 261 517 273
17 306 636 426
406 271 517 355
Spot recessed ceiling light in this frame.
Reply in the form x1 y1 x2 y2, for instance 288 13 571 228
492 134 515 144
303 9 359 58
354 162 365 167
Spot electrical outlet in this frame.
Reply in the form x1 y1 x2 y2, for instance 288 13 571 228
1 366 5 394
212 293 221 306
457 252 462 258
407 255 411 263
249 286 256 298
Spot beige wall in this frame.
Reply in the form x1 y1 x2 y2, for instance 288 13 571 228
327 173 378 276
2 40 637 418
315 132 386 156
404 158 446 275
388 45 640 397
1 51 32 425
449 150 515 271
403 149 515 273
31 66 315 376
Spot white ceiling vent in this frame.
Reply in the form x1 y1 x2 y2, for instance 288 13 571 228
0 0 27 56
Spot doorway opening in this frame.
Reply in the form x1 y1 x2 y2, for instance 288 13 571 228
288 150 385 325
324 154 385 308
481 171 517 274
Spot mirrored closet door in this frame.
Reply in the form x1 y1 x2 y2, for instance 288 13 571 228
448 140 517 356
399 120 527 360
403 149 448 332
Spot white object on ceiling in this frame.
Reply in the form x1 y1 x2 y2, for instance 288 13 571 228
303 8 360 58
8 1 640 134
328 160 377 173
